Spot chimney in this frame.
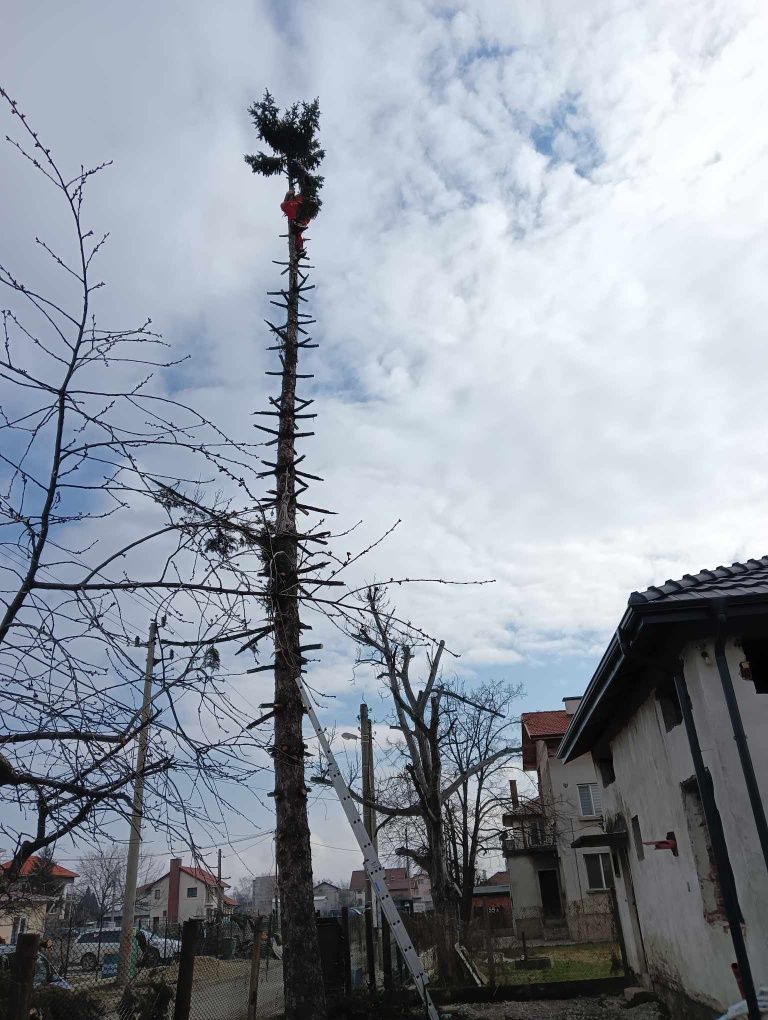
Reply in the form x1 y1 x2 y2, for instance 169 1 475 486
168 858 182 923
563 697 582 716
509 779 519 808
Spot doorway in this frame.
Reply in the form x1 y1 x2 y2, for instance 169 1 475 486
537 869 563 918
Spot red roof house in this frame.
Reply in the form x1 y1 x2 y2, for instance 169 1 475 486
521 710 571 770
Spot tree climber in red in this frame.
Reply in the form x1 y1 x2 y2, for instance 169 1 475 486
280 187 317 259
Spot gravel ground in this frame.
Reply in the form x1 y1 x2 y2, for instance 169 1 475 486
443 996 667 1020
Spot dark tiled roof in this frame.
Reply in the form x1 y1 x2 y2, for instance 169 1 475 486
560 553 768 762
628 556 768 606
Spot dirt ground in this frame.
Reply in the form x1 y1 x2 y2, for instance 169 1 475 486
443 996 667 1020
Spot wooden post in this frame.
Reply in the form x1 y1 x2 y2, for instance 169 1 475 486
173 919 198 1020
247 918 264 1020
382 914 392 998
8 933 39 1020
608 883 629 974
340 906 352 996
364 904 376 995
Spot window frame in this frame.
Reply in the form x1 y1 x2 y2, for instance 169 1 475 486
577 782 602 817
583 852 613 891
186 886 198 898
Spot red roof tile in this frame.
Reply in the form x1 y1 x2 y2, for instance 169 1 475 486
521 710 571 770
1 856 78 880
522 711 571 738
350 867 408 893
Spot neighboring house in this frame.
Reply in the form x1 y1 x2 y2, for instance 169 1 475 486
98 890 151 928
559 555 768 1018
500 703 614 941
139 859 235 931
313 881 342 916
471 871 513 927
0 857 78 944
411 872 433 913
250 875 278 919
349 868 431 914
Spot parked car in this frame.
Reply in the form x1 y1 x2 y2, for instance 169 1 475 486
0 945 72 989
68 928 181 971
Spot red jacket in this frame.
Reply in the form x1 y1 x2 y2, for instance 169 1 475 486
280 197 302 222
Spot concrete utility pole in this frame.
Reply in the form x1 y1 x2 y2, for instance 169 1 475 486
217 849 223 916
117 619 157 985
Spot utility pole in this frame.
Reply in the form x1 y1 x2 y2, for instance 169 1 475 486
117 619 157 985
217 849 223 916
360 702 377 991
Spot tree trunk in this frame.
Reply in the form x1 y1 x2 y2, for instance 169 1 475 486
271 217 326 1020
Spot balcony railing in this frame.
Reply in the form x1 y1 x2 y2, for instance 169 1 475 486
501 823 556 856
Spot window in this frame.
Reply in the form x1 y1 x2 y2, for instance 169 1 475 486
656 679 683 730
681 778 726 920
187 887 198 898
10 916 26 945
584 853 613 891
578 783 602 817
632 815 644 861
740 639 768 694
154 889 161 900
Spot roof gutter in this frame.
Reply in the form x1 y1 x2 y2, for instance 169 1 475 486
712 598 768 880
558 629 629 761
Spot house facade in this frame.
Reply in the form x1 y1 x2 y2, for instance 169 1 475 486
501 703 614 941
313 881 353 916
0 857 78 944
349 868 432 914
139 858 235 931
559 556 768 1018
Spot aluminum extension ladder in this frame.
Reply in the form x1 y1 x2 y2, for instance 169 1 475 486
297 680 440 1020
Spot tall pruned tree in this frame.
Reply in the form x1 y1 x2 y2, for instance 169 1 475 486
244 91 327 1020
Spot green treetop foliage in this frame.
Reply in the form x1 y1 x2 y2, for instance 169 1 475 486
245 90 325 213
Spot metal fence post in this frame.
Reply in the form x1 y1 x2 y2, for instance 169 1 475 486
246 917 264 1020
9 932 40 1020
173 919 198 1020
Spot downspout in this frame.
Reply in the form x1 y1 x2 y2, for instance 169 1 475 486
712 600 768 878
673 668 760 1020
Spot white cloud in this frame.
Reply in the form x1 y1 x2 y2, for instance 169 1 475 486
3 0 768 880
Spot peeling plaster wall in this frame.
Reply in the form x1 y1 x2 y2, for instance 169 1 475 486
602 637 768 1013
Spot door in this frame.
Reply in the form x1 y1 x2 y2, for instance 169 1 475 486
618 846 647 975
537 869 563 919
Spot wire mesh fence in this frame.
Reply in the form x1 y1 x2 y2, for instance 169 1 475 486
1 914 285 1020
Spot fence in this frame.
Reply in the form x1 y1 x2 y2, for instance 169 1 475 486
1 914 284 1020
462 902 625 988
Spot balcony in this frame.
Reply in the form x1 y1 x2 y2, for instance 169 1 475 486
501 823 556 857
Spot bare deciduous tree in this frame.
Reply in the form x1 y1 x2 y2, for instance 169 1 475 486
0 88 278 895
348 586 520 979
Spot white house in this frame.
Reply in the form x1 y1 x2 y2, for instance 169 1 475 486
139 858 235 931
501 704 613 941
559 555 768 1018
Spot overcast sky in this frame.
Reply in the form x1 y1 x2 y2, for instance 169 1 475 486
4 0 768 883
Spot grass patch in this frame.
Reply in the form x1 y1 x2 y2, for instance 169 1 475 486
494 941 621 984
